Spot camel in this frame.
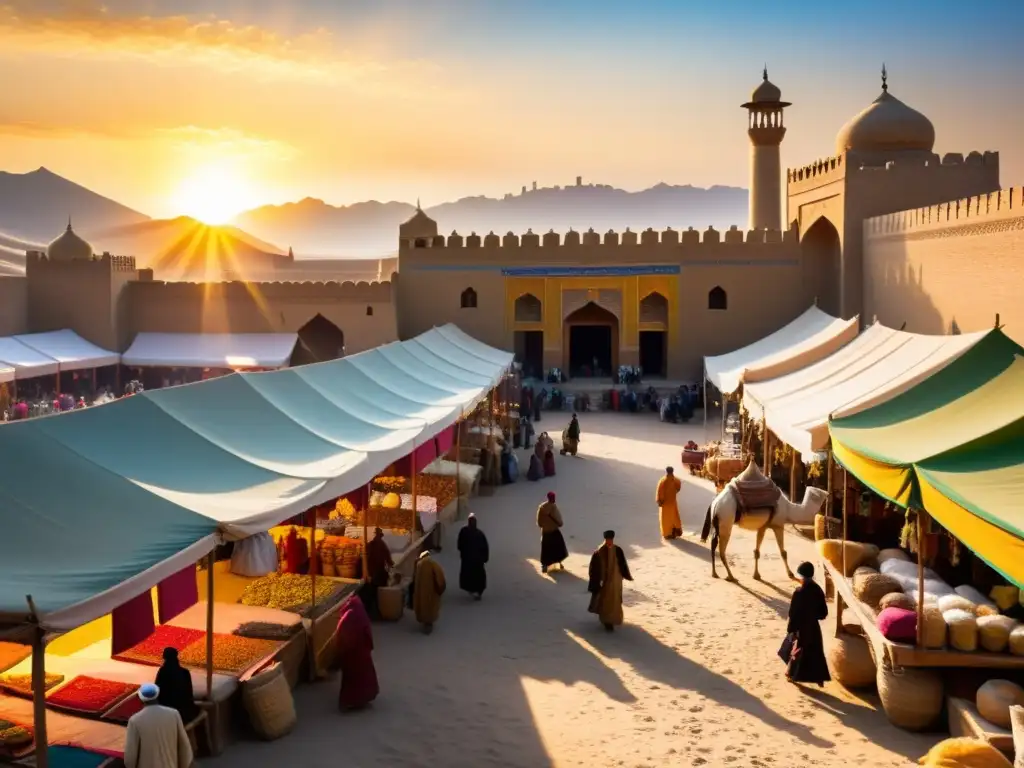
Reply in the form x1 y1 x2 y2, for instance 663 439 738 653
699 463 828 582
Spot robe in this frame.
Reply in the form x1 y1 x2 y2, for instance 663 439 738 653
587 545 633 627
457 525 489 595
413 554 447 625
537 501 568 568
543 450 556 477
527 454 543 481
154 661 198 724
124 704 193 768
785 578 831 685
656 474 683 538
365 537 393 586
337 596 380 709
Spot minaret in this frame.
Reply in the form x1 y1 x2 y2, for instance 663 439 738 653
741 67 790 231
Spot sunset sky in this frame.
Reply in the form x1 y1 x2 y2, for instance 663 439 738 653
1 0 1022 221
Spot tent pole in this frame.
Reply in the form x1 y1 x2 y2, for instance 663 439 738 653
309 507 317 611
761 417 770 474
55 368 60 397
27 597 48 768
410 448 418 549
455 421 463 519
205 554 214 702
825 450 834 517
915 508 928 649
362 483 370 584
789 450 798 501
841 469 848 578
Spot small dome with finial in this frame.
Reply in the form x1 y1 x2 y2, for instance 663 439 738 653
750 66 782 103
835 65 935 154
399 199 438 240
47 219 94 262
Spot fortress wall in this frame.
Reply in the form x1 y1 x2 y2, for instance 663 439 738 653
0 276 28 336
862 186 1024 344
24 253 120 349
127 279 397 355
398 227 807 378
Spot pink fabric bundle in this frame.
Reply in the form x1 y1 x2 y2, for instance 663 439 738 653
156 565 199 624
111 590 155 656
877 606 917 643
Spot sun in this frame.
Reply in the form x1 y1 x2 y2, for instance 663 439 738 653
171 165 254 225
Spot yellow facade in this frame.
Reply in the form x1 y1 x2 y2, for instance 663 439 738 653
505 274 678 372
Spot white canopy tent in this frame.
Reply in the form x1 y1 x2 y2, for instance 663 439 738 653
704 306 859 396
14 330 120 372
122 332 299 369
0 324 513 632
0 336 59 378
743 323 989 459
0 365 12 384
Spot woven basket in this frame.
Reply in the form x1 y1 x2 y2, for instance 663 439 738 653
378 584 405 622
828 633 876 690
876 665 943 731
813 514 843 542
242 663 296 740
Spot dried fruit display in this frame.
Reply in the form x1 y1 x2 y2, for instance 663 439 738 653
177 634 280 675
239 572 337 611
0 642 30 675
0 673 64 698
113 625 206 667
102 692 145 723
0 724 33 752
46 676 139 715
372 476 408 494
416 475 458 510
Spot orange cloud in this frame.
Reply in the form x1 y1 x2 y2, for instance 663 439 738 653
0 0 451 97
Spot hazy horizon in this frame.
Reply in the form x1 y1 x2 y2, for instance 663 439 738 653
2 0 1022 224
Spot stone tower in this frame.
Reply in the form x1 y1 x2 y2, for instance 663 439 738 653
742 68 790 231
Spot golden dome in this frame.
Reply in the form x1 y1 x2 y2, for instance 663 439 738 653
399 201 438 240
835 69 935 154
47 220 94 261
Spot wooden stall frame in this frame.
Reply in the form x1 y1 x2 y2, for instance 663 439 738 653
455 420 463 518
26 595 48 768
205 553 214 698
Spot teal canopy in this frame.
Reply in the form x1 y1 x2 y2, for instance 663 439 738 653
0 325 512 632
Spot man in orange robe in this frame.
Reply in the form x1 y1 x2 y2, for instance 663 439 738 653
656 466 683 539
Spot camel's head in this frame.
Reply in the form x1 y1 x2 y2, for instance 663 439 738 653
804 485 829 512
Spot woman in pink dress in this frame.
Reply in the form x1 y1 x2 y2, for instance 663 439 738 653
336 595 380 711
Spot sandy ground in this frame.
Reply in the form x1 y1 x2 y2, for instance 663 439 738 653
215 412 939 768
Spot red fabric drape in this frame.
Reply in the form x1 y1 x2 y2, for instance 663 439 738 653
413 441 437 469
339 485 369 511
435 426 455 457
156 565 199 624
111 590 155 656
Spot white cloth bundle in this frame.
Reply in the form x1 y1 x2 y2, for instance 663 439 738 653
230 532 278 577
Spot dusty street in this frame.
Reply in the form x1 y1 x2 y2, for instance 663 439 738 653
216 412 936 768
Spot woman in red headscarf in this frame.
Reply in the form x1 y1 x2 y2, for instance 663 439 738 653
536 492 569 573
336 595 380 710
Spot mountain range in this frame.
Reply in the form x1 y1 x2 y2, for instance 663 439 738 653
0 168 750 277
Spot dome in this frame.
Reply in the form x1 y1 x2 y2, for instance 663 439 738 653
399 202 438 240
835 71 935 154
750 69 781 104
47 220 94 262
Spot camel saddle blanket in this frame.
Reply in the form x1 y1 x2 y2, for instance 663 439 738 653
730 462 781 519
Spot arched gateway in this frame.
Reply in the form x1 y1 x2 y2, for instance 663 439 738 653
563 302 619 377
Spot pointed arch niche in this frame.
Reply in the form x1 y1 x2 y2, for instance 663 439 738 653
292 313 345 365
514 292 543 323
639 291 669 377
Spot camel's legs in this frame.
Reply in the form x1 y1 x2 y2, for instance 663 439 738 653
772 526 796 580
718 523 737 582
753 526 767 581
710 528 719 578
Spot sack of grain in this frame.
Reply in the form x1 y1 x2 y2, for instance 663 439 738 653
977 615 1019 654
953 585 1000 616
877 607 917 643
918 737 1015 767
943 608 979 652
990 585 1020 612
876 547 911 566
854 566 878 577
816 539 880 577
938 594 977 614
921 606 947 649
1010 625 1024 657
853 571 903 609
827 633 876 690
879 558 938 581
876 665 943 731
813 514 843 542
879 592 917 612
976 679 1024 729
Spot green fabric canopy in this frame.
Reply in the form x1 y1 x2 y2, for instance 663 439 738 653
829 329 1024 587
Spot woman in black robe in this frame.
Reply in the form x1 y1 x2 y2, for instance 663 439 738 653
782 562 831 686
457 514 489 600
155 647 199 723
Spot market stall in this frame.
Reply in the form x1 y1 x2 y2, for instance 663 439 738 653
816 327 1024 746
0 324 514 767
121 332 298 370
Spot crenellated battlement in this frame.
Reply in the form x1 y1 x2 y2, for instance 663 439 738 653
25 250 138 274
864 186 1024 238
788 150 999 193
401 223 798 252
127 277 394 302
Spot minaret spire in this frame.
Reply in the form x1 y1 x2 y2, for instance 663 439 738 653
881 63 888 92
416 197 422 211
763 64 768 81
67 216 73 231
